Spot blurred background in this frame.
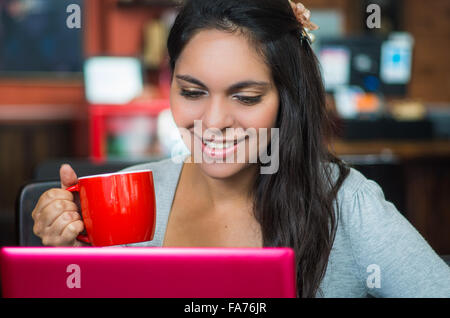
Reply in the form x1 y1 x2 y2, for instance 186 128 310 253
0 0 449 254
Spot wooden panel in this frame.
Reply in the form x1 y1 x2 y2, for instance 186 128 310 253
408 35 450 102
403 160 450 254
331 140 450 160
0 123 74 212
403 0 450 38
404 0 450 102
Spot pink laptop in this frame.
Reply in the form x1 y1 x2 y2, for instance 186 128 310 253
1 247 296 298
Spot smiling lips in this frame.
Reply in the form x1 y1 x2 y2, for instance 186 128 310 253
198 136 247 159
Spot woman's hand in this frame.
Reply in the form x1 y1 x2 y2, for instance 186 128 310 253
32 164 88 247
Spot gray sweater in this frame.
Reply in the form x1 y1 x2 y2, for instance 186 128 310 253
121 156 450 298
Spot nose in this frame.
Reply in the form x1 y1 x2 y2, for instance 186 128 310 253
201 95 234 133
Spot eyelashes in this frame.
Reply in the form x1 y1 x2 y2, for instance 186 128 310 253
180 89 204 98
180 89 262 106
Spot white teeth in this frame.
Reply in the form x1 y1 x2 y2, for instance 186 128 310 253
204 140 235 149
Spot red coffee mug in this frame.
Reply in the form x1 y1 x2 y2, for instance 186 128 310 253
66 170 156 246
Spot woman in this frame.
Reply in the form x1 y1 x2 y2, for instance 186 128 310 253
32 0 450 297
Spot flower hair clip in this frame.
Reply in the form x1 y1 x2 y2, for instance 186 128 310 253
288 0 319 44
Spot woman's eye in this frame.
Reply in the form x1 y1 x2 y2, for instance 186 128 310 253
234 95 262 105
180 89 262 105
180 89 205 99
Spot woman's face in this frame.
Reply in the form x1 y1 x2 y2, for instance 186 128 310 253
170 29 279 179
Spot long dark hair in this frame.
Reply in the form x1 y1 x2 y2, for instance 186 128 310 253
167 0 350 297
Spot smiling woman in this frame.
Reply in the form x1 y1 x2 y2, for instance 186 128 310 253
30 0 450 298
165 0 348 297
155 0 450 298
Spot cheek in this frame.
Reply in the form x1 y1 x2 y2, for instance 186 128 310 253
170 94 203 128
238 97 279 130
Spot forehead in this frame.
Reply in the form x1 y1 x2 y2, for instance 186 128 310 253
175 29 272 86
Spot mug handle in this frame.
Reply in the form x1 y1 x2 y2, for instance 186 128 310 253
66 184 90 245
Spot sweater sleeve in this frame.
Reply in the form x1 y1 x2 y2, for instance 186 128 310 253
342 178 450 297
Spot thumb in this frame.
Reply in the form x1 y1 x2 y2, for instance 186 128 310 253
60 164 78 190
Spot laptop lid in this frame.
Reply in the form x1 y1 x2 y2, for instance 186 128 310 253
1 247 296 298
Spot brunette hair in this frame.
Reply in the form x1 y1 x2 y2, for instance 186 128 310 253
167 0 350 297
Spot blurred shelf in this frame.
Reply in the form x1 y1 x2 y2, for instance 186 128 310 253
331 139 450 161
0 80 84 105
0 104 81 122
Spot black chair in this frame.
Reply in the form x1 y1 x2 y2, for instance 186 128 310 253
16 181 60 246
442 255 450 267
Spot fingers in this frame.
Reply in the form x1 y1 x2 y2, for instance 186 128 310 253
31 172 85 247
61 220 84 242
35 200 79 231
32 188 74 221
60 164 78 190
40 213 83 246
32 188 81 247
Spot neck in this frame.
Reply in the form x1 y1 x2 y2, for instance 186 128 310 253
184 157 258 210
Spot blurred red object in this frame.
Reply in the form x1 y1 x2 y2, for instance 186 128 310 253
89 100 170 162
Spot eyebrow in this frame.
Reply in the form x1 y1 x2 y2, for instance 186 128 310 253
175 74 271 93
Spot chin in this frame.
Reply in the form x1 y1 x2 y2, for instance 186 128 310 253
198 161 249 180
